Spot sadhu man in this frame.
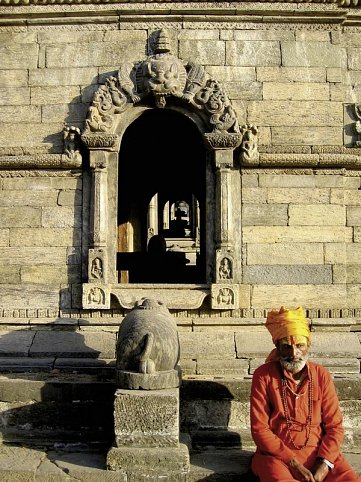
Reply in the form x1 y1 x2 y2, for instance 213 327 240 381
250 306 360 482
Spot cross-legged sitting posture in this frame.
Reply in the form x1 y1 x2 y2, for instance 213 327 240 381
250 306 360 482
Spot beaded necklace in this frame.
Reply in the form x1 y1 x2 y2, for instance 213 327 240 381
281 371 313 450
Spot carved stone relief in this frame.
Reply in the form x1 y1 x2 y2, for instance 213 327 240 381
80 29 249 310
211 284 239 310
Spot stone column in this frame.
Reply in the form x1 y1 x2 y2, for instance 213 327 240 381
204 133 242 310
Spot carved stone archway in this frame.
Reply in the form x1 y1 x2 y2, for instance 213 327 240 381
81 29 255 311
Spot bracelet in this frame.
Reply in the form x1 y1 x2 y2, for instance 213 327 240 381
321 458 335 470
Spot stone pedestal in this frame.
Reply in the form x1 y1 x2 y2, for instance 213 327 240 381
106 388 190 481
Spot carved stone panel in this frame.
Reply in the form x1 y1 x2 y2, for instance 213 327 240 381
211 283 239 310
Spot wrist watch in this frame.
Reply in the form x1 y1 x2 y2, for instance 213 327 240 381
321 458 334 470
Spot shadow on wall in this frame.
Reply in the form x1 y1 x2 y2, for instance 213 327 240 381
0 327 116 466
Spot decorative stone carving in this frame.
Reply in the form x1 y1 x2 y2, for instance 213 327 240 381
81 133 118 150
211 283 239 310
88 248 107 282
217 254 234 282
63 125 82 163
82 29 249 138
82 283 110 309
240 124 259 165
115 298 181 390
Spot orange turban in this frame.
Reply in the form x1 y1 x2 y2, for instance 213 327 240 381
264 306 310 363
266 306 310 345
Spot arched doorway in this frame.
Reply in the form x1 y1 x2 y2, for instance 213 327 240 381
117 109 207 284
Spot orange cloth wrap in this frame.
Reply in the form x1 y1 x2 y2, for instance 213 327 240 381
266 306 310 345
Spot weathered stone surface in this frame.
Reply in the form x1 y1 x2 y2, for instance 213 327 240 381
179 333 236 360
281 42 346 68
243 265 332 284
42 207 82 228
10 228 81 247
179 40 225 65
29 331 116 358
251 285 348 309
242 204 288 225
289 204 346 225
113 388 179 447
242 226 352 243
257 66 326 82
226 40 281 66
263 82 329 101
246 243 324 265
267 187 330 204
271 126 343 145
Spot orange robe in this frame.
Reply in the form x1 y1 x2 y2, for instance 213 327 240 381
250 361 360 482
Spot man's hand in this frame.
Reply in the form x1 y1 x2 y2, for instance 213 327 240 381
311 459 330 482
288 457 316 482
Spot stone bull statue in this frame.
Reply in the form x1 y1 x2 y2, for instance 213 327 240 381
115 297 181 389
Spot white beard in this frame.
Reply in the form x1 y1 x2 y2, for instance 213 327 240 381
280 355 308 374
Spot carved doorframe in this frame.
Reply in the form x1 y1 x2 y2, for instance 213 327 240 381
80 29 253 311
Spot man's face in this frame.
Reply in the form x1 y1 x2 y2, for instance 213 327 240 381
278 336 309 374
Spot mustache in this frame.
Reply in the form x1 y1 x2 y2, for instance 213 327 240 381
280 354 308 373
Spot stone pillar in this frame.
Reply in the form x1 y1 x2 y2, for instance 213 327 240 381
107 388 189 481
107 298 190 481
204 133 242 309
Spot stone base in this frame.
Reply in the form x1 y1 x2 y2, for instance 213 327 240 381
106 443 190 480
116 368 180 390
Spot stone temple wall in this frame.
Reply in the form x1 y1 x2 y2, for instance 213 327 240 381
0 2 360 357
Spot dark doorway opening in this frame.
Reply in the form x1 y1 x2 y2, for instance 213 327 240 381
117 108 207 284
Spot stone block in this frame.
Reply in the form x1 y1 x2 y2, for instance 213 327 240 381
242 226 352 243
21 265 81 285
248 100 343 126
178 29 219 40
241 187 267 203
243 265 332 285
246 243 323 265
289 204 346 226
324 243 346 265
332 189 361 205
327 67 342 83
57 190 83 206
178 332 236 360
45 41 151 68
295 31 330 42
2 176 81 191
0 330 35 356
348 47 361 70
0 87 30 106
0 123 63 148
263 82 329 101
0 207 41 228
242 204 288 226
235 332 273 358
0 247 67 266
0 105 41 123
0 44 38 69
257 66 325 82
281 42 346 68
0 229 9 247
347 207 361 226
31 86 80 105
196 358 249 377
271 126 342 145
29 67 98 86
42 207 82 228
0 191 57 207
251 284 347 310
234 30 294 41
113 388 179 447
268 187 330 204
0 69 28 87
0 285 60 310
10 228 81 247
241 174 258 188
0 266 21 284
207 65 256 82
29 331 116 358
226 41 281 66
42 103 90 124
225 81 262 100
179 40 225 65
107 444 190 474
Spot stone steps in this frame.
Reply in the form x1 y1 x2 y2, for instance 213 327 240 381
0 326 360 479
